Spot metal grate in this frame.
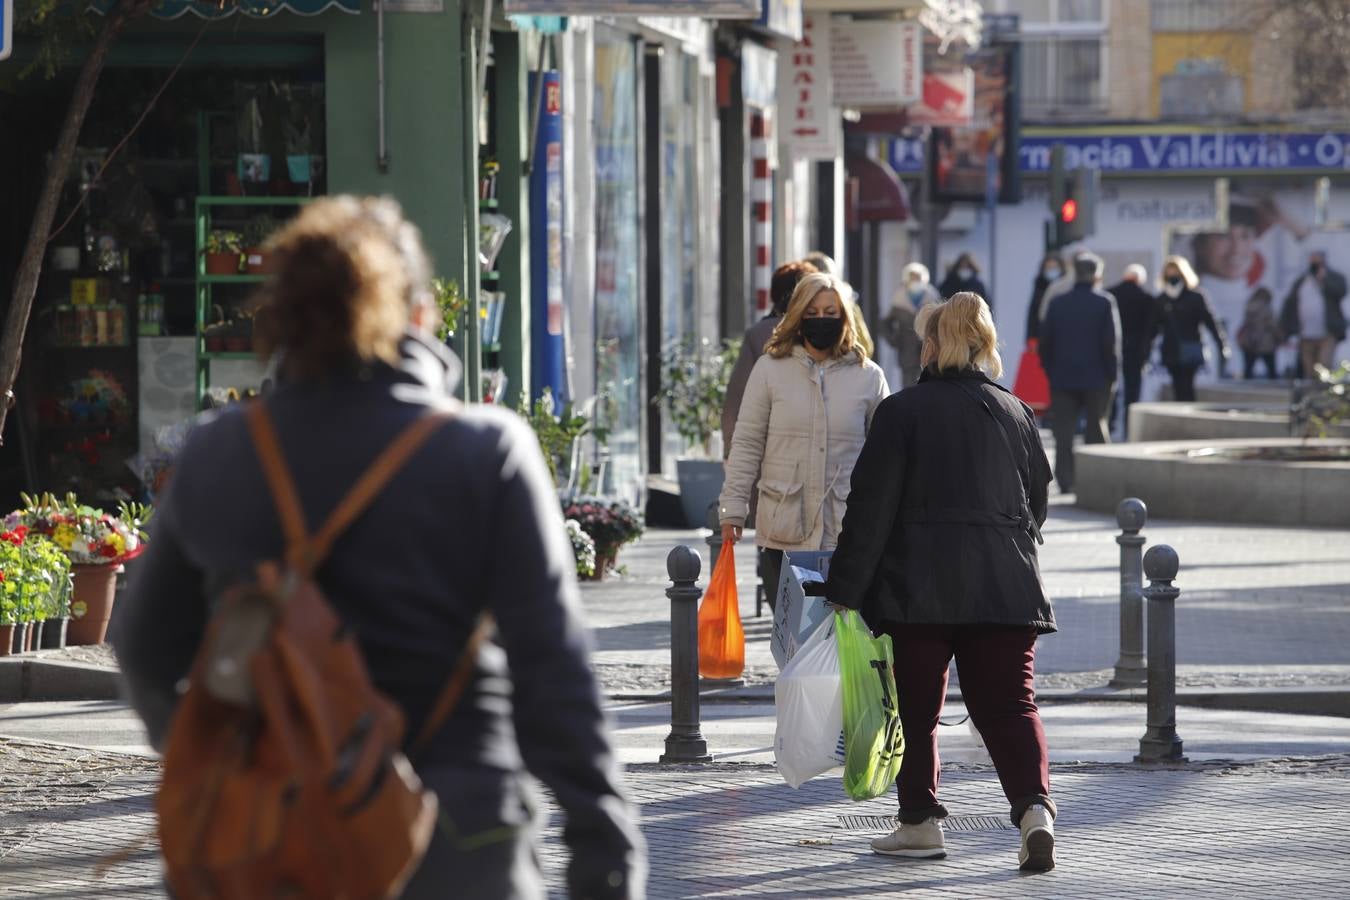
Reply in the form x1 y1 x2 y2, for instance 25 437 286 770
836 814 1013 832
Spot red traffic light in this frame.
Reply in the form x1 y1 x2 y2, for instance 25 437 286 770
1060 199 1078 223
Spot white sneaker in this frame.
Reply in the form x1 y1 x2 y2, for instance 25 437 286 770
1018 804 1055 872
870 818 946 859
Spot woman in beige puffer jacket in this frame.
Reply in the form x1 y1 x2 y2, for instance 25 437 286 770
719 272 890 599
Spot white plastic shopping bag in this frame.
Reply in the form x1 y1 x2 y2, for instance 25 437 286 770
774 615 846 788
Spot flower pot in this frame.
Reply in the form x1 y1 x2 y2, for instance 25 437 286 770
243 248 271 274
0 625 13 656
224 336 251 353
29 621 43 651
205 252 241 276
11 622 28 654
39 617 68 649
676 458 727 529
67 563 121 646
205 335 227 353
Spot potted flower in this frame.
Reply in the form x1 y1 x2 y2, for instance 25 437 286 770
561 496 644 578
7 495 151 646
204 229 243 276
0 530 70 654
565 519 597 581
242 215 279 274
432 277 466 343
518 389 607 490
659 337 741 527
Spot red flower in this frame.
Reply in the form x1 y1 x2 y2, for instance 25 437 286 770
0 571 5 582
98 544 119 559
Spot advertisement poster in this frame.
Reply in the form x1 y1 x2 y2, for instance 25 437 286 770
929 42 1019 204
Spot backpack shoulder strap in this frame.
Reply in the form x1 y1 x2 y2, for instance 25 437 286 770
246 402 311 558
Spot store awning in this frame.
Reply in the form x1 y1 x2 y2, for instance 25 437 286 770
846 153 910 222
91 0 358 19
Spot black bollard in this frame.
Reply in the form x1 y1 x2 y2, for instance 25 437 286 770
1110 498 1148 688
660 545 712 763
1135 544 1187 763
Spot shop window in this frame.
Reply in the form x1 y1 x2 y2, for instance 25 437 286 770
592 27 643 501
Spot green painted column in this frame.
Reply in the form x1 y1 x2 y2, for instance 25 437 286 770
490 29 530 409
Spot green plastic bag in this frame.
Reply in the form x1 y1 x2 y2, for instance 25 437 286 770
836 610 904 801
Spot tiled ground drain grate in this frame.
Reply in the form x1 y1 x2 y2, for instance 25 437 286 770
837 814 1013 832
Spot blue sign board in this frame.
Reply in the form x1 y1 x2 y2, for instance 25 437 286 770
1 0 12 63
888 130 1350 176
530 71 568 407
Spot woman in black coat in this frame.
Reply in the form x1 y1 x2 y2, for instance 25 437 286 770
823 291 1057 873
1025 253 1065 343
938 252 990 309
1156 254 1230 402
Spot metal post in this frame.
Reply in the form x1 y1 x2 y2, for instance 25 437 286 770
704 501 722 575
1136 545 1186 763
1110 498 1148 688
660 546 712 763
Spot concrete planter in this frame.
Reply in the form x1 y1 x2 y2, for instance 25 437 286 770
1076 438 1350 527
676 458 725 529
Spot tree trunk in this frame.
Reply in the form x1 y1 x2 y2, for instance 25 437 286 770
0 0 146 443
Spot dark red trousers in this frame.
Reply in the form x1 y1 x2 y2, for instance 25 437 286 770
882 623 1054 826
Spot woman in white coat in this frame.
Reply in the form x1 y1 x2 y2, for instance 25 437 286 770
719 272 890 603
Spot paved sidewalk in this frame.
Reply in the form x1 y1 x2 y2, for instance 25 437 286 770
584 500 1350 699
4 737 1349 898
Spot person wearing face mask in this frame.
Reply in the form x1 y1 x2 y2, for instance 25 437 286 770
883 263 940 388
1107 264 1160 427
718 272 889 602
1279 250 1347 378
1025 254 1066 344
1157 255 1230 402
938 252 990 310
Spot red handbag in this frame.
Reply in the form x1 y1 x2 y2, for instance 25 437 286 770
1013 339 1051 414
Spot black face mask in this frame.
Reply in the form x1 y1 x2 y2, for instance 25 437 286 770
801 316 844 351
1166 274 1184 286
1311 262 1323 275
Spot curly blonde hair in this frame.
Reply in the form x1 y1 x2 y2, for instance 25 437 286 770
764 272 868 364
255 196 431 379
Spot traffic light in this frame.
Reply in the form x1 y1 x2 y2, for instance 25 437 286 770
1057 169 1098 245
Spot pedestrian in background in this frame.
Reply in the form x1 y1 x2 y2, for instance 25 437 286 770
1108 263 1159 429
1025 253 1065 344
113 196 644 900
938 252 990 309
804 249 839 277
1280 249 1347 377
722 260 818 453
883 263 939 388
1040 251 1121 494
1158 255 1230 402
1237 287 1282 379
718 272 888 604
822 292 1057 872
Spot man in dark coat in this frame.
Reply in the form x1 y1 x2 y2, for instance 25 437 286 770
1108 263 1158 434
1039 251 1121 493
1280 249 1348 377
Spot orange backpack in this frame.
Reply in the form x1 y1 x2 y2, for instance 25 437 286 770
156 402 490 900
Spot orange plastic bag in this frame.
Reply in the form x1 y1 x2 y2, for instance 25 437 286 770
1013 339 1051 414
698 544 745 679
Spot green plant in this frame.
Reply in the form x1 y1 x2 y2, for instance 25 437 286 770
242 215 279 248
518 389 608 487
0 531 72 625
1291 360 1350 438
206 229 243 255
9 492 151 565
659 337 741 457
432 277 467 342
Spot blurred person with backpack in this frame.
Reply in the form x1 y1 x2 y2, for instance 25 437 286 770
112 196 644 900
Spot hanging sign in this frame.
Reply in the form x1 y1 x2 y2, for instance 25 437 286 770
778 14 838 160
757 0 802 41
830 20 922 108
1 0 12 62
504 0 757 16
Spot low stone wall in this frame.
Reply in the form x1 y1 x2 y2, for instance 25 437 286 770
1127 402 1350 442
1076 438 1350 527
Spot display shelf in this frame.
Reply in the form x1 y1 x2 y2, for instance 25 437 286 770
199 351 259 361
198 274 267 285
48 343 132 351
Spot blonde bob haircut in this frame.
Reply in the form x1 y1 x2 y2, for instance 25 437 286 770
1161 254 1200 291
765 272 868 364
915 291 1003 379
